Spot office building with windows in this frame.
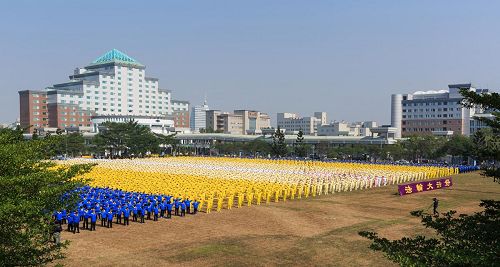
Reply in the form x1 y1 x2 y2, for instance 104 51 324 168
190 99 209 133
391 83 491 137
277 112 327 135
205 109 271 135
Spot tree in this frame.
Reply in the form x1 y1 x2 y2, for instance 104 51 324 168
294 130 308 157
460 88 500 182
155 133 178 155
271 126 287 157
383 142 405 161
245 139 272 157
439 135 473 164
400 135 447 162
93 121 158 158
315 141 330 157
65 133 86 157
0 128 93 266
359 200 499 266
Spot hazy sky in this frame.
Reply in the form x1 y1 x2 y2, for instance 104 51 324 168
1 0 499 125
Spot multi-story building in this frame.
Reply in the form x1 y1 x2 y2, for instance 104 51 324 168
234 110 271 135
206 110 224 132
18 90 49 130
171 99 190 132
391 84 491 138
19 49 187 133
317 121 377 136
277 112 327 135
205 109 271 135
190 100 209 133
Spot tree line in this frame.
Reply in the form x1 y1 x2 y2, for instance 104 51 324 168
32 120 496 166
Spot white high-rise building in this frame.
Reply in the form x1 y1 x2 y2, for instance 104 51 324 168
53 49 173 117
190 99 209 133
19 49 188 132
277 112 327 135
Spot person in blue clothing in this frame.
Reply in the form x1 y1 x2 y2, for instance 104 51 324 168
166 202 173 219
67 213 73 232
123 207 130 225
132 206 138 222
153 205 159 221
61 210 67 224
185 199 191 214
139 207 145 223
116 206 122 224
180 201 186 217
174 199 180 216
193 200 199 214
146 204 152 220
101 209 107 227
107 210 113 228
79 208 84 222
160 202 166 218
83 209 90 230
90 210 97 231
55 211 63 225
72 211 80 234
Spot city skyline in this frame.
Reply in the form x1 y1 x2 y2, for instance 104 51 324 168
2 1 500 125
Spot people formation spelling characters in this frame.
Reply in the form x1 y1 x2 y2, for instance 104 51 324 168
53 187 202 235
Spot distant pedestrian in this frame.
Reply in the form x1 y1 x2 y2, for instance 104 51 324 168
433 198 439 216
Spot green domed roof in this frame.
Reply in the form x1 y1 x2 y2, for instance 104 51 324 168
91 49 143 67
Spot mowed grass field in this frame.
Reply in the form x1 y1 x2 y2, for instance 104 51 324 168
58 172 499 267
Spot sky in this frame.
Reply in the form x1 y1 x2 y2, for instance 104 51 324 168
1 0 499 125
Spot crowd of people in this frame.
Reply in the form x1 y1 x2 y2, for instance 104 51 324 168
53 186 200 234
51 157 478 238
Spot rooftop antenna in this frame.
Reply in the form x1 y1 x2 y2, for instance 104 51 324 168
203 93 207 106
